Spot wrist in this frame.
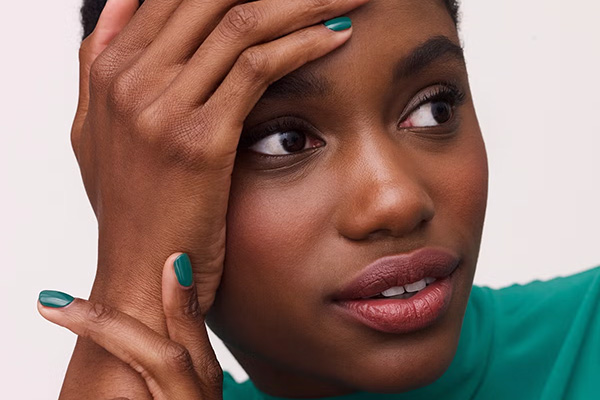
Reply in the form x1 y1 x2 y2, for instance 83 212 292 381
93 222 225 329
91 229 174 334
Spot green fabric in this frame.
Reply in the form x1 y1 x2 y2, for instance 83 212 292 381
222 266 600 399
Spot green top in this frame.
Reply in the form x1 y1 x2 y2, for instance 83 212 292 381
223 266 600 399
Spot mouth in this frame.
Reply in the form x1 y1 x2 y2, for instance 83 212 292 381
331 247 460 334
361 276 438 300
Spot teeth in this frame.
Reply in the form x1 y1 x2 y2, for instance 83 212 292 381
378 277 436 297
404 278 427 292
381 286 405 297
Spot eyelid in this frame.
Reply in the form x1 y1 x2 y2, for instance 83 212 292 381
239 82 466 151
238 116 320 150
399 81 467 122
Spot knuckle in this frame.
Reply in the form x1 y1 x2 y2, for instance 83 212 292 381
237 48 270 82
133 104 164 138
308 0 334 13
69 122 81 157
162 342 195 375
201 359 224 389
133 105 182 149
221 5 260 39
87 302 119 327
78 37 93 63
70 132 80 162
88 48 122 93
294 27 318 48
107 69 142 115
88 56 112 92
180 291 202 320
134 104 214 167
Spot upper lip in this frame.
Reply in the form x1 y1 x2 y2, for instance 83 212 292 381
332 247 460 300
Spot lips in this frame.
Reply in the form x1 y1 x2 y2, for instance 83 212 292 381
332 247 460 301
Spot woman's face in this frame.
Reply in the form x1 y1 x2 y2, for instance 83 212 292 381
206 0 488 396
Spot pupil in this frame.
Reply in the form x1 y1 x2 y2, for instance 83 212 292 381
431 101 452 123
280 131 305 152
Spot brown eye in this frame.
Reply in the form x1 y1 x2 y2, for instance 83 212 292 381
242 117 325 157
279 131 306 153
248 130 322 156
399 100 454 128
431 101 452 124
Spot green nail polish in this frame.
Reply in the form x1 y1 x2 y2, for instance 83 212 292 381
174 253 193 287
323 16 352 32
39 290 74 308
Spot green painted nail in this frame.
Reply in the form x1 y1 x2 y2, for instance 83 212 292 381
39 290 74 308
174 253 193 287
323 16 352 32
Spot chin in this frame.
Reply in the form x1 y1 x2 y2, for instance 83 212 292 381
330 308 464 395
344 342 458 394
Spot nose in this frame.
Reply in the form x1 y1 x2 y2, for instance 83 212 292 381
333 135 435 241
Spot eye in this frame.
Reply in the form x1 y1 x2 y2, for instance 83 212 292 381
399 83 466 129
241 118 325 156
400 101 453 128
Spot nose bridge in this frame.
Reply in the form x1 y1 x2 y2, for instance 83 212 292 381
334 131 435 241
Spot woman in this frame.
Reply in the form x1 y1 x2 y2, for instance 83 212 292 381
37 0 600 398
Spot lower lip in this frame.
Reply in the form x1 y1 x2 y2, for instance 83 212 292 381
333 271 455 334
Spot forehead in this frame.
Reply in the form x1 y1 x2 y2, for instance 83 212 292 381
310 0 460 83
246 0 460 121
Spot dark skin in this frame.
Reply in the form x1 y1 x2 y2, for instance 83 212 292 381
42 0 488 398
212 1 487 396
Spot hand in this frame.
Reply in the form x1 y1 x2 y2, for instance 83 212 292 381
62 0 367 396
72 0 369 317
38 253 222 400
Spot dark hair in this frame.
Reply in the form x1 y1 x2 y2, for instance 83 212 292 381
81 0 460 41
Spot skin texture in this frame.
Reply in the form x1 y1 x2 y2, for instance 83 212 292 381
56 0 488 398
208 0 488 397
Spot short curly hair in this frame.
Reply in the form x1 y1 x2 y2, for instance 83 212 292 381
80 0 460 41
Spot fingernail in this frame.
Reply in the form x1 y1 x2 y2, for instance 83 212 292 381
323 16 352 32
174 253 193 287
39 290 74 308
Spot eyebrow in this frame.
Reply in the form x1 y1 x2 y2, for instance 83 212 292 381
259 35 465 101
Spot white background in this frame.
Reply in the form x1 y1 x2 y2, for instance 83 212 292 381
1 0 599 398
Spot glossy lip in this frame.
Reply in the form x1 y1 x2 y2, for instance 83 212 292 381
331 247 460 334
332 246 460 301
333 270 456 334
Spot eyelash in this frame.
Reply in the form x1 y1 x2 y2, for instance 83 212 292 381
403 82 467 123
238 82 467 152
238 118 316 151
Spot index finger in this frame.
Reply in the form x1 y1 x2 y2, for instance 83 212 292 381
37 292 206 399
97 0 182 66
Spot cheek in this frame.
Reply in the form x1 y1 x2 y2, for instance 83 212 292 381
429 114 489 275
211 173 333 318
450 125 488 242
207 172 337 358
225 180 325 281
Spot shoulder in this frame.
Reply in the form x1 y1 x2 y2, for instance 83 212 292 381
468 264 600 350
473 265 600 319
468 265 600 398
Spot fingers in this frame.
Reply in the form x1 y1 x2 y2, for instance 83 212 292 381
204 16 355 152
163 253 224 395
78 0 139 104
37 291 205 399
73 0 138 151
134 0 242 68
157 0 369 108
98 0 184 65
